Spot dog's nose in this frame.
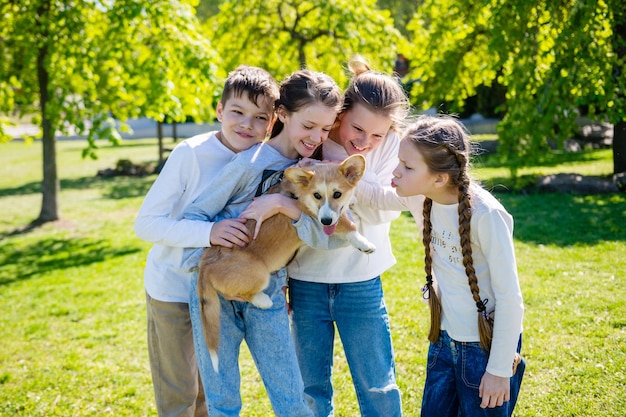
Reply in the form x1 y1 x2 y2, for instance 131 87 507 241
321 217 332 226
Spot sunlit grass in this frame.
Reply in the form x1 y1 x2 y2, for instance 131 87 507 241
1 138 624 416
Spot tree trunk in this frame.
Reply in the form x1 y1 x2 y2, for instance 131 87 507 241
157 121 164 164
612 2 625 174
39 121 59 223
36 5 59 224
614 121 626 174
298 40 307 69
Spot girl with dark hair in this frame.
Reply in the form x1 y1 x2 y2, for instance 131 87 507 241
183 69 342 417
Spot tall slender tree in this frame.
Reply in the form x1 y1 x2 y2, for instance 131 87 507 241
0 0 219 224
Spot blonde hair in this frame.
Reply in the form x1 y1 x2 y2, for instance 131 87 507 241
407 115 493 352
342 55 410 133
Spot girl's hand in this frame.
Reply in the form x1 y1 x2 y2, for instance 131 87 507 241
239 194 301 239
209 218 250 248
478 372 510 408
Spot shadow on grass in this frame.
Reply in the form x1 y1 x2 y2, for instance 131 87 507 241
0 237 141 287
0 175 154 199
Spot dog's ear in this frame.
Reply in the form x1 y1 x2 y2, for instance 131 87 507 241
284 167 315 188
339 154 366 184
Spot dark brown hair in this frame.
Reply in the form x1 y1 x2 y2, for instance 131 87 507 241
221 65 280 108
270 69 342 138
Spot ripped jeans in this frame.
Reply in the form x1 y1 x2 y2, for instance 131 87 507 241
289 277 402 417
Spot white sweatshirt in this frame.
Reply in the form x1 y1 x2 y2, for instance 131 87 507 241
288 134 402 283
134 132 235 303
356 182 524 377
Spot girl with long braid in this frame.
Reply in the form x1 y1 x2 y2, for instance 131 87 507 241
356 114 525 416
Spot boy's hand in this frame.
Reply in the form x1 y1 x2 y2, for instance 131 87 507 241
210 218 250 248
479 371 510 408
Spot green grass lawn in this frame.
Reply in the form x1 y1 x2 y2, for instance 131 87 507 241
1 138 625 416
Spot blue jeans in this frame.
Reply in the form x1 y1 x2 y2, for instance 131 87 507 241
421 331 526 417
189 269 313 417
289 277 402 417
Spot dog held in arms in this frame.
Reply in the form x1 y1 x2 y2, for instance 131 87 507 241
197 154 376 371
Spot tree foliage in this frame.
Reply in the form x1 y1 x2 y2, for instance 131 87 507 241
406 0 625 176
0 0 219 223
376 0 422 36
205 0 404 86
2 0 624 225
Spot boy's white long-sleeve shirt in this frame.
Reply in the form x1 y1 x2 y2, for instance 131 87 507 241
356 182 524 377
288 134 402 283
134 131 235 303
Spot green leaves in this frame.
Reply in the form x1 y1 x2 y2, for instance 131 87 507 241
0 0 219 144
406 0 624 176
207 0 403 87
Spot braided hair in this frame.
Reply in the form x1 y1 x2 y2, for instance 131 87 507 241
407 115 494 352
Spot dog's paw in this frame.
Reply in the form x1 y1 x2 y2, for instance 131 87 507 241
347 232 376 254
250 293 273 309
358 242 376 254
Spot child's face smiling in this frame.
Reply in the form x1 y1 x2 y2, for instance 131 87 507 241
279 103 337 159
333 103 393 156
216 94 275 153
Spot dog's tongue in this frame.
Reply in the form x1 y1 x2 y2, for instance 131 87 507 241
323 224 336 236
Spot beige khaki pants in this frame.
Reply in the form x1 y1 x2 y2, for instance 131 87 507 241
146 293 208 417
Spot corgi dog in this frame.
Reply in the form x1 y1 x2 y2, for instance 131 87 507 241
197 154 375 371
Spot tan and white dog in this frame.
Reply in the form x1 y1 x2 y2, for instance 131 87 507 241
197 154 375 371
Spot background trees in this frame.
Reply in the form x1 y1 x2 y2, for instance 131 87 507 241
1 0 624 225
205 0 403 85
405 0 625 176
0 0 219 223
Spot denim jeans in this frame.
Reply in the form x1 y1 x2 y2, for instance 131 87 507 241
421 331 526 417
289 277 402 417
189 269 313 417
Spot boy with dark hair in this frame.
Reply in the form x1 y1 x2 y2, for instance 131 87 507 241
135 65 279 417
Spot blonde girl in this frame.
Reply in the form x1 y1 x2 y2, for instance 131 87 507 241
241 56 410 417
